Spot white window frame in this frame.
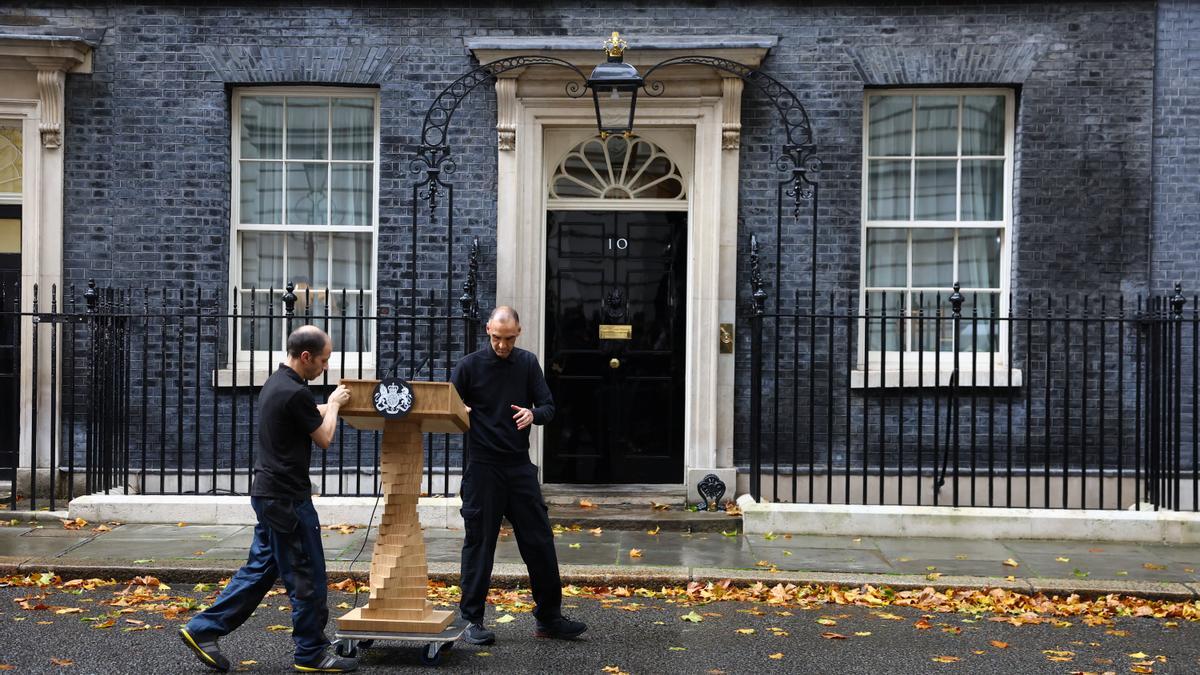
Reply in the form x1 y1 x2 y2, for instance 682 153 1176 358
228 86 380 378
856 88 1017 387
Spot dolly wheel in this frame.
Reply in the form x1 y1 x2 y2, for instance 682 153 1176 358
420 642 443 666
334 639 359 659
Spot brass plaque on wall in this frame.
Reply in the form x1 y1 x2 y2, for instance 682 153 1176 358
599 324 633 340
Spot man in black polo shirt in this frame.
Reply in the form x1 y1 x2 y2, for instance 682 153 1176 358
451 306 587 645
181 325 356 673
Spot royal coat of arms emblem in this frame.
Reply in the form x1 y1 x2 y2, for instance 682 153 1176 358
372 378 414 418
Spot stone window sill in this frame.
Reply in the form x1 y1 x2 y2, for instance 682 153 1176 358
850 367 1022 389
211 366 378 388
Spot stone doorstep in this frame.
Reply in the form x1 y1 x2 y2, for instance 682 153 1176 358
67 494 465 530
547 503 741 532
737 495 1200 544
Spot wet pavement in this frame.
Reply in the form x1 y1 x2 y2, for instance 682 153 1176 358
3 516 1200 598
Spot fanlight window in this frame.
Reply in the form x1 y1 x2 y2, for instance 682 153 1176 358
550 135 685 200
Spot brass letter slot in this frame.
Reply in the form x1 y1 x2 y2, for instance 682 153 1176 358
599 324 633 340
719 323 734 353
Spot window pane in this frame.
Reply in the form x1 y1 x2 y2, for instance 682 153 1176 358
332 98 373 161
240 231 284 289
915 95 958 156
286 97 328 160
240 96 283 159
286 163 328 225
287 232 329 293
959 292 999 353
331 164 372 225
868 95 912 156
332 232 372 289
962 95 1005 156
913 160 956 220
866 228 906 287
961 159 1003 221
311 292 373 352
911 228 954 288
865 291 903 352
868 160 910 220
239 162 282 224
911 291 954 352
958 228 1001 289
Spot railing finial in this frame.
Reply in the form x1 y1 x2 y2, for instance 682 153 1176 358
749 234 767 315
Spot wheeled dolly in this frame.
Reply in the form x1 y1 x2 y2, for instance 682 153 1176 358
333 617 467 667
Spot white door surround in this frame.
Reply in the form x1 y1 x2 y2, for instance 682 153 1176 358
469 36 775 500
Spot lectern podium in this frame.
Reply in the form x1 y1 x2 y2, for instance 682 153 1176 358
334 379 468 639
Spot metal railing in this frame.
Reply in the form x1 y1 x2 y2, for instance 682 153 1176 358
2 273 483 511
745 278 1198 510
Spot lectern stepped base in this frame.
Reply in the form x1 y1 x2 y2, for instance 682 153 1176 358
336 606 455 634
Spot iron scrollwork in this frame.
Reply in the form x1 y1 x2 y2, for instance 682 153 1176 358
697 473 727 511
412 56 589 210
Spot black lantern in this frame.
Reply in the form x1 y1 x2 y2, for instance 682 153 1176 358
587 32 643 138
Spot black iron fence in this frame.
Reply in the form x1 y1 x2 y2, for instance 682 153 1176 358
745 273 1199 511
2 267 483 511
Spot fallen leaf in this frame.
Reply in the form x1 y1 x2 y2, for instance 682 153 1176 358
266 624 291 631
1105 629 1129 637
820 632 848 639
914 619 933 630
50 658 74 666
588 527 603 536
681 611 704 623
647 526 660 536
1130 667 1153 674
854 632 872 637
629 549 642 558
930 656 960 663
1003 558 1020 568
91 524 111 533
1056 556 1070 563
495 614 515 624
579 499 597 509
650 501 670 511
475 652 491 657
132 559 154 564
176 522 187 527
239 661 257 666
990 640 1009 649
763 532 777 541
769 653 784 660
816 618 837 626
1128 652 1149 659
735 628 755 635
668 647 686 651
1143 562 1167 571
568 543 581 549
55 607 83 614
720 529 739 537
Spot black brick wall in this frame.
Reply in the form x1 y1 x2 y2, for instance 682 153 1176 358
3 1 1183 481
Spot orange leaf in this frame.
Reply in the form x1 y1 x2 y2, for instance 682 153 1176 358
50 658 74 666
989 640 1008 649
1143 562 1167 571
819 632 848 640
629 549 643 558
914 619 933 630
930 656 960 663
579 499 597 509
768 653 784 660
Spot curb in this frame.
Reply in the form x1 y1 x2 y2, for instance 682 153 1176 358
2 557 1195 601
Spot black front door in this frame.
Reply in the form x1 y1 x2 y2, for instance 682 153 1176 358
0 204 20 476
544 210 686 484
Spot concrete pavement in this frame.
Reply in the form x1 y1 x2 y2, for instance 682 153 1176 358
3 511 1200 600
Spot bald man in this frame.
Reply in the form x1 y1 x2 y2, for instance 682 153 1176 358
451 306 587 645
181 325 357 673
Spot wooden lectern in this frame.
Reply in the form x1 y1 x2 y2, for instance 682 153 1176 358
334 379 469 634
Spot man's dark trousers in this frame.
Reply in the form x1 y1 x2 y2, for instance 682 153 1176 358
185 497 330 663
459 461 562 624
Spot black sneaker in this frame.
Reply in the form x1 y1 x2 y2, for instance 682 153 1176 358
293 649 358 673
179 627 231 672
534 616 587 640
462 622 496 645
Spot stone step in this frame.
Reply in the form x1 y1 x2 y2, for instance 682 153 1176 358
540 483 687 507
543 502 741 533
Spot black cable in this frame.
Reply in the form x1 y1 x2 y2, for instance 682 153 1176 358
347 468 383 610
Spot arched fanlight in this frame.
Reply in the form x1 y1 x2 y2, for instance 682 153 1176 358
586 32 643 139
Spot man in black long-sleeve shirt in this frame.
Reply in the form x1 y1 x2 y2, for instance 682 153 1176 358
450 306 587 645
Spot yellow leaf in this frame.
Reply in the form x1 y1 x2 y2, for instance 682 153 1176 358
854 632 872 637
588 527 603 536
176 522 187 527
568 543 581 549
1143 562 1167 571
647 526 660 536
1106 629 1129 637
668 647 686 651
1002 558 1019 567
55 607 83 614
266 624 291 631
579 499 597 509
629 549 643 558
872 612 904 620
240 661 258 666
735 628 755 635
50 658 74 666
1131 667 1153 674
651 501 670 511
1055 556 1070 562
930 656 960 663
816 618 837 626
681 611 704 623
819 632 848 639
475 652 491 657
1128 652 1149 659
768 653 784 660
989 640 1008 649
495 614 515 624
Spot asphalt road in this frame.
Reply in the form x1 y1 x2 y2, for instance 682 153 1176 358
0 583 1196 674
